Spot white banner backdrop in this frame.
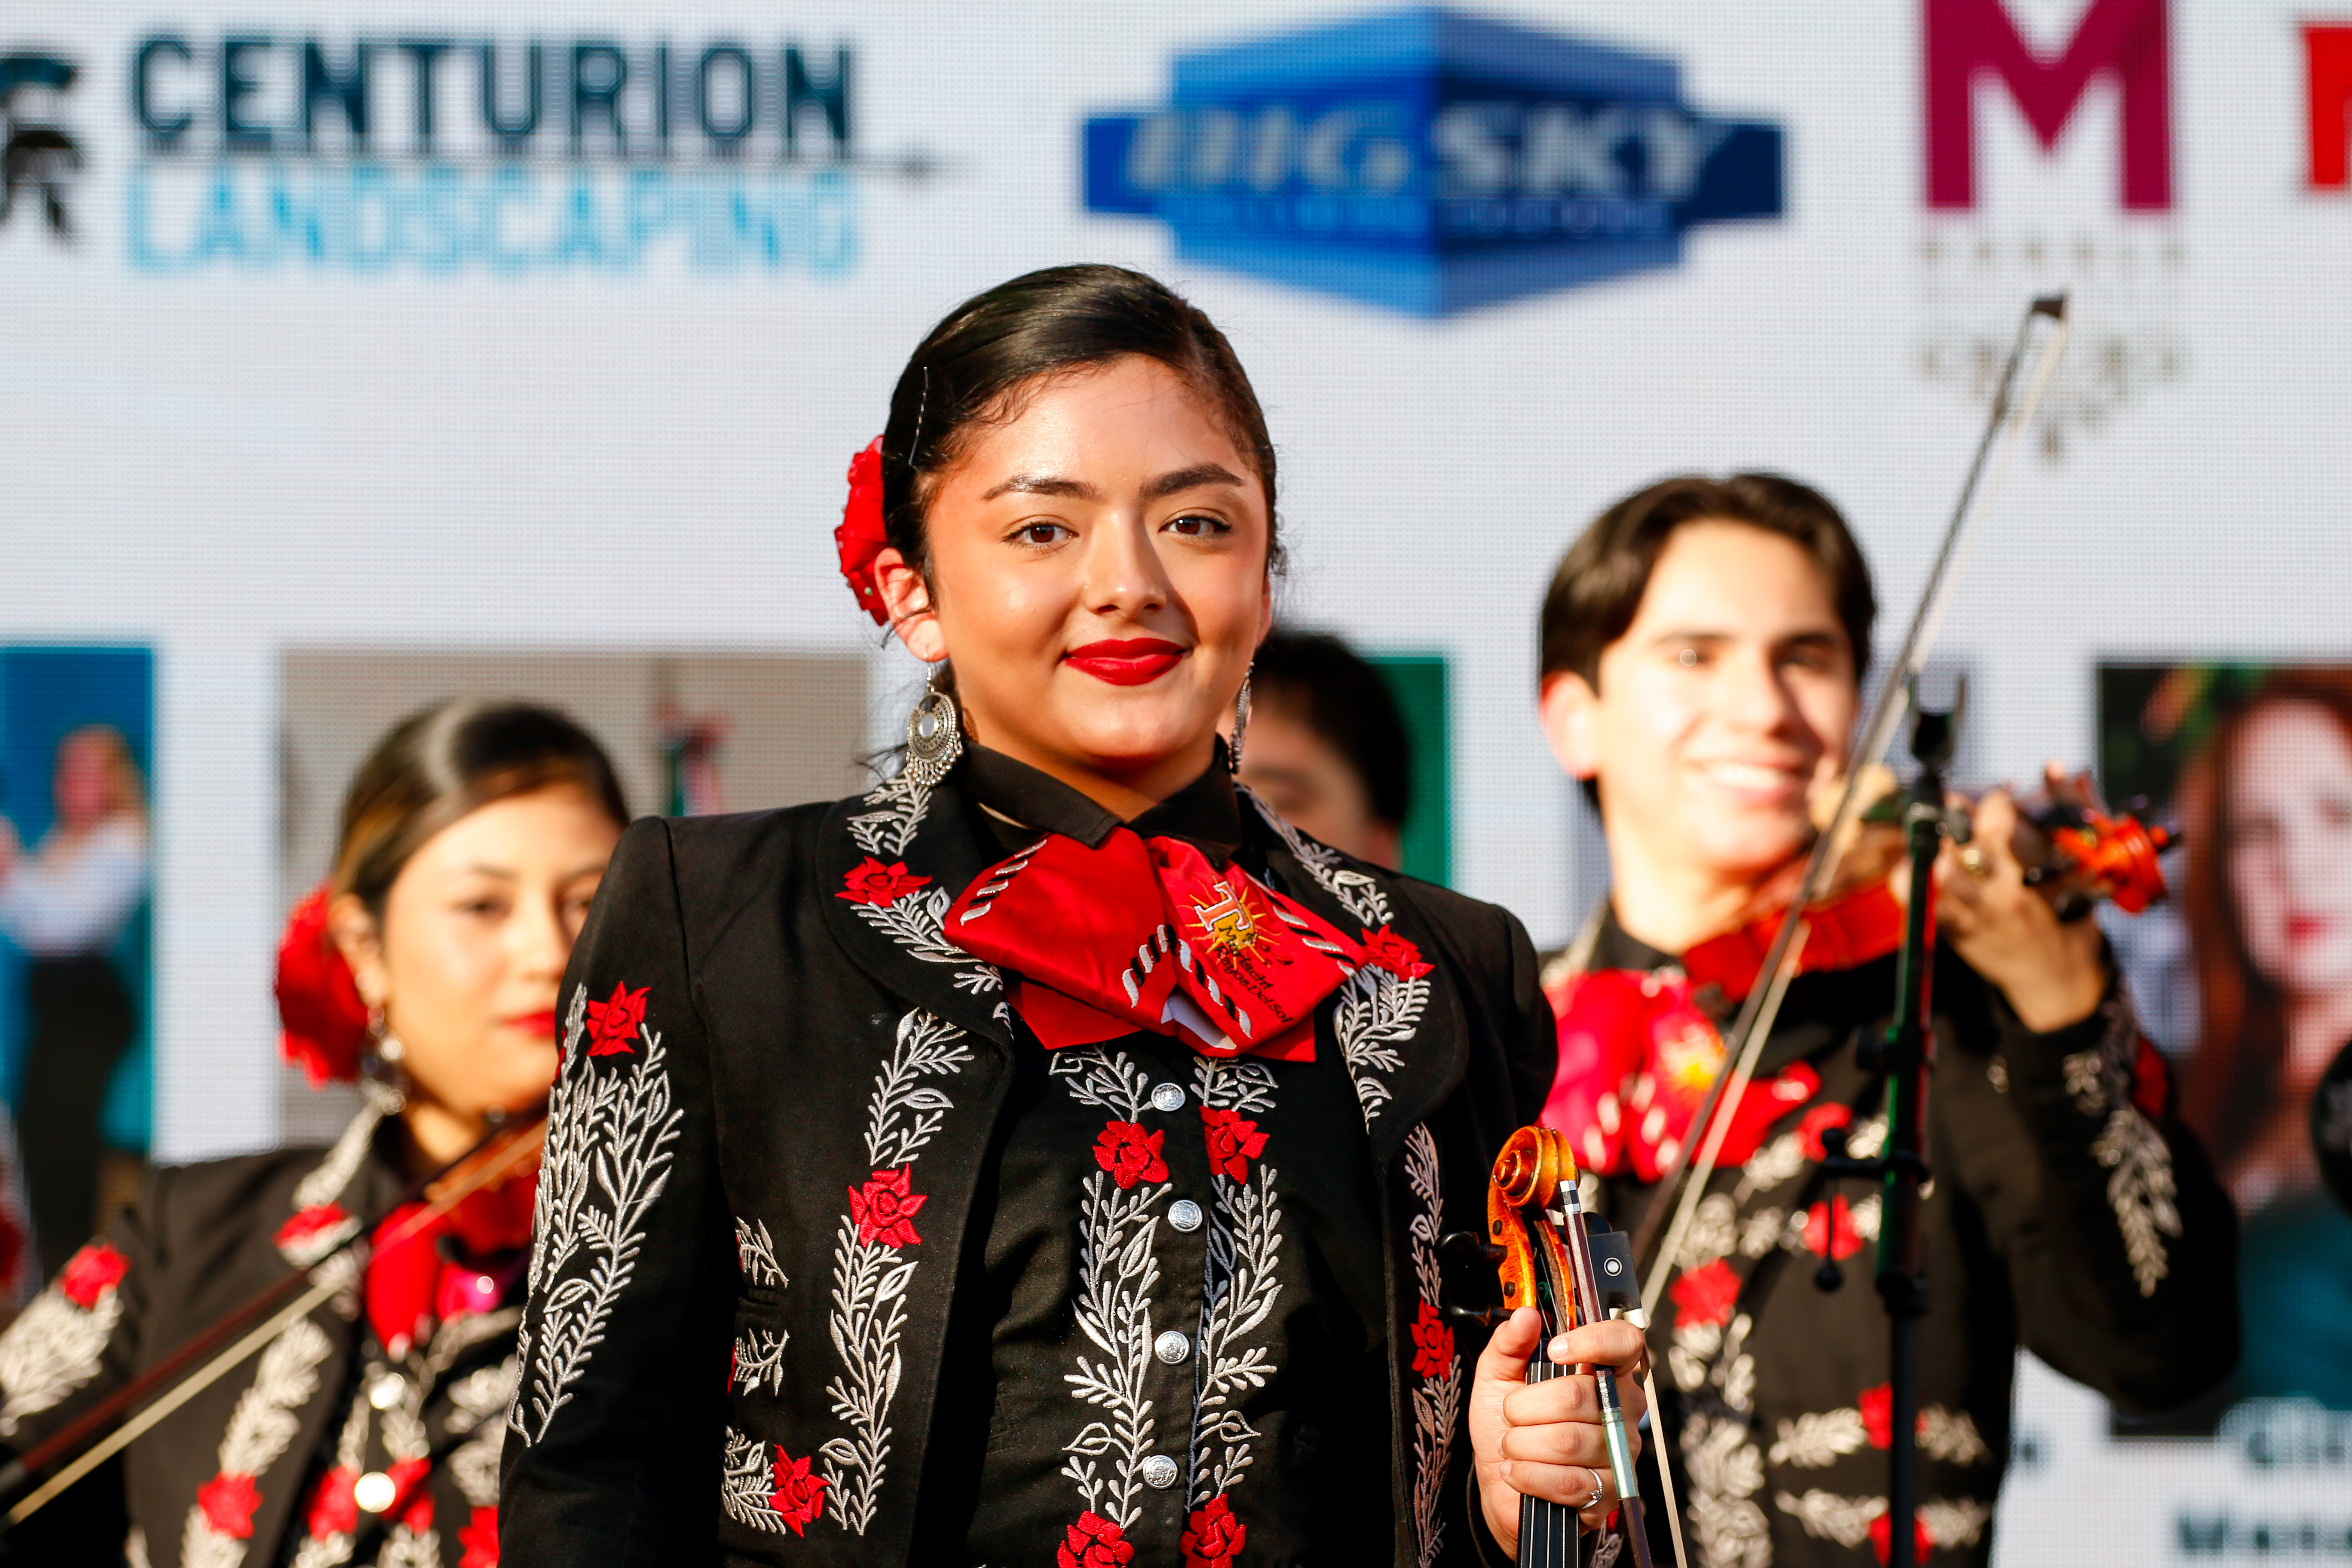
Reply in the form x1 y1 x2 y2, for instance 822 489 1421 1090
4 1 2349 1559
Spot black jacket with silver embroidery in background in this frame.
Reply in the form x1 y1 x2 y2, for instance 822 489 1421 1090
0 1109 521 1568
1566 913 2238 1568
498 753 1556 1566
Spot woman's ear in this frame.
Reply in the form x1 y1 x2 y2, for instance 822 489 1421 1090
328 892 387 1011
1538 671 1602 783
875 547 946 663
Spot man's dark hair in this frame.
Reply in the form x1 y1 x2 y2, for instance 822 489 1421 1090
881 264 1280 582
1538 472 1877 691
1249 630 1411 828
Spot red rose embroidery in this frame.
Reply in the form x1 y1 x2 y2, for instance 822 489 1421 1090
1859 1382 1895 1449
59 1241 128 1308
1360 925 1433 981
458 1505 501 1568
1868 1510 1933 1566
1058 1511 1137 1568
1804 1196 1864 1262
1093 1121 1170 1190
848 1167 927 1248
1668 1256 1741 1329
770 1446 829 1537
400 1487 435 1534
275 882 371 1086
585 982 649 1057
198 1472 263 1538
2132 1035 2170 1120
836 436 891 625
1409 1298 1457 1380
275 1203 353 1260
384 1458 432 1521
1797 1102 1853 1161
838 857 932 908
305 1467 357 1540
1182 1494 1247 1565
1200 1106 1269 1183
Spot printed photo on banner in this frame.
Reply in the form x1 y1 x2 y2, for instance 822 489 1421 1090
2100 662 2352 1429
0 645 154 1302
276 648 870 1139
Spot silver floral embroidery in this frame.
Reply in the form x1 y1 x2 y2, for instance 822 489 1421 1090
848 882 1002 996
847 773 931 860
722 1426 793 1534
1403 1124 1462 1568
1060 1165 1167 1529
1683 1410 1771 1568
0 1274 128 1436
732 1329 789 1396
447 1358 520 1508
1332 964 1429 1127
2062 996 2181 1296
734 1218 785 1288
180 1316 334 1568
1771 1488 1880 1548
819 1010 974 1535
1767 1408 1867 1470
1190 1058 1286 1511
1245 787 1390 928
511 985 685 1445
1049 1046 1155 1121
291 1106 383 1212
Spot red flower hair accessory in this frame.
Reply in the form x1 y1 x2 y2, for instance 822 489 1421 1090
836 435 890 625
275 883 370 1087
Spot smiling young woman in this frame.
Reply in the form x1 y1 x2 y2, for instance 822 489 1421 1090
0 699 627 1568
500 265 1642 1567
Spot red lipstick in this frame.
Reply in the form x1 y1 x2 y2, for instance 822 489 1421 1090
1064 638 1188 686
508 1010 560 1039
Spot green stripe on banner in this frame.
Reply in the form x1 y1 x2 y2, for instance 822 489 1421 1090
1368 654 1449 888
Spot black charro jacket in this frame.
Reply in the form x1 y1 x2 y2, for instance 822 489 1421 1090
498 769 1557 1566
0 1109 520 1568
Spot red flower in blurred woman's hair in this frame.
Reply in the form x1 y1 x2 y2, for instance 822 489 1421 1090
275 883 369 1086
836 436 891 625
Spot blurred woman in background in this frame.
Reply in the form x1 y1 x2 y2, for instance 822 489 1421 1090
2181 670 2352 1408
0 699 625 1568
0 725 148 1279
1234 628 1413 869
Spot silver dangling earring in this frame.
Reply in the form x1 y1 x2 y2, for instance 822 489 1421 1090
902 664 964 789
360 1004 410 1116
1229 669 1253 775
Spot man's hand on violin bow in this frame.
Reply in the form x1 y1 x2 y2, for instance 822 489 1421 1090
1470 1308 1648 1555
1912 771 2108 1033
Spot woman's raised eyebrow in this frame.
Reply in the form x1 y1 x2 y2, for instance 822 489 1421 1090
1146 464 1245 499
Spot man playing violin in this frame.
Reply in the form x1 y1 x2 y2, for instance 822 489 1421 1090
1533 474 2239 1567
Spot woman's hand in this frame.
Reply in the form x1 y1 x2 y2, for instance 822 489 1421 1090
1470 1307 1649 1555
1896 771 2108 1033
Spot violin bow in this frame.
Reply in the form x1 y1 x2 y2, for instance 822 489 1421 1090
1629 294 2073 1313
0 1112 546 1530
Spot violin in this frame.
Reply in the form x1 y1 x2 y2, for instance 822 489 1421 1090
1482 1126 1676 1568
1680 769 2179 1005
0 1110 545 1530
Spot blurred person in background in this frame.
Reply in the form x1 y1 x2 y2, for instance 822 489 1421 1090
1234 628 1412 868
0 725 147 1279
1535 474 2238 1565
0 699 625 1568
2179 671 2352 1408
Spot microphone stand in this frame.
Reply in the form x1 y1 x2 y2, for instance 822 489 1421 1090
1817 685 1967 1568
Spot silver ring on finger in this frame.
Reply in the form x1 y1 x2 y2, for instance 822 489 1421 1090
1957 844 1992 881
1583 1467 1605 1511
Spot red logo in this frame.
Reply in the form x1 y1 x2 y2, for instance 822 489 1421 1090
1924 0 2171 210
2312 26 2352 190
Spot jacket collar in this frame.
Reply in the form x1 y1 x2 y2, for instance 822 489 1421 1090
962 741 1245 864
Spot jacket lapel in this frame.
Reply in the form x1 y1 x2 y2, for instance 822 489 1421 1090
1240 788 1467 1173
816 772 1016 1051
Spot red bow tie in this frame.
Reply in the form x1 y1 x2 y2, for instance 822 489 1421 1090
946 830 1361 1060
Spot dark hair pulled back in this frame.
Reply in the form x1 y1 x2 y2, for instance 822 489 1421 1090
333 699 629 916
878 264 1280 581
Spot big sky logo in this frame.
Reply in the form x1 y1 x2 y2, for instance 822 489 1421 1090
1081 7 1784 317
1913 0 2181 456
